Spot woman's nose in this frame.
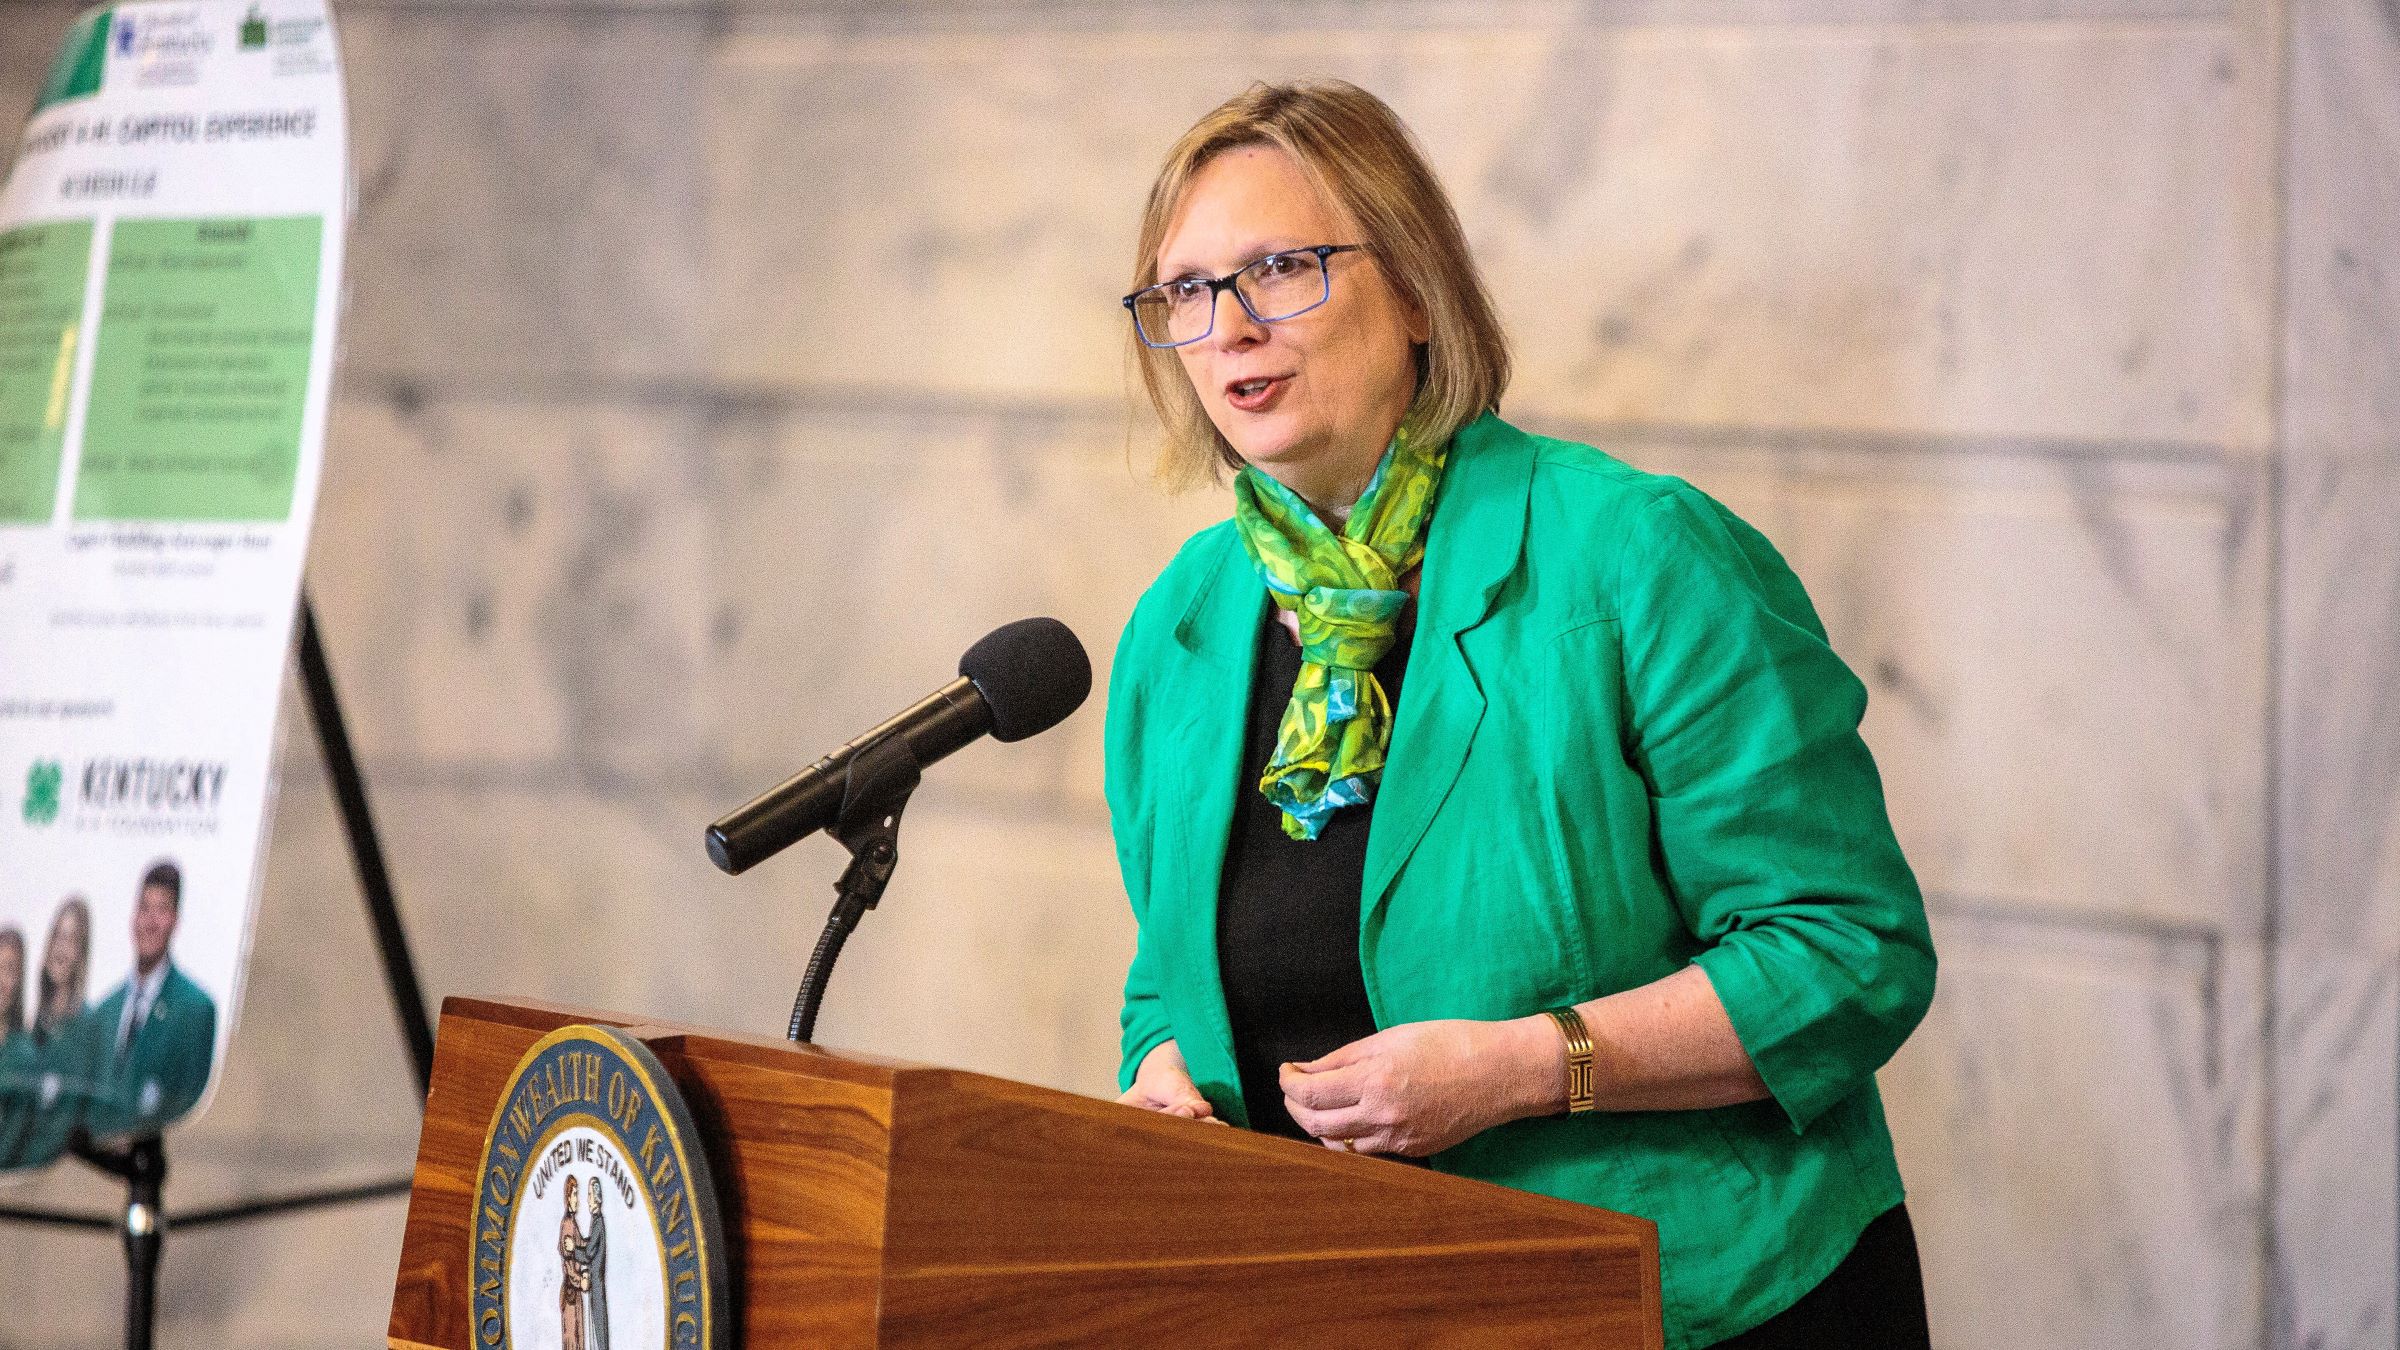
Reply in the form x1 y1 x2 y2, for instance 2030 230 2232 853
1209 287 1268 349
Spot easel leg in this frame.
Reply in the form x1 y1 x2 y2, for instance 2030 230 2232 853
297 592 437 1094
121 1138 164 1350
74 1135 167 1350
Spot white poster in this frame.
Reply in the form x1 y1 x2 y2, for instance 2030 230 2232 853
0 0 347 1175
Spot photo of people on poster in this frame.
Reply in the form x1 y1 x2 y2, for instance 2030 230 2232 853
0 858 221 1170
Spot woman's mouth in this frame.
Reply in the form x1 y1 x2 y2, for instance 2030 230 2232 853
1225 374 1289 412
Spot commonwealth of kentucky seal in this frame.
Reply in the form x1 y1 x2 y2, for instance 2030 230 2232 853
471 1025 730 1350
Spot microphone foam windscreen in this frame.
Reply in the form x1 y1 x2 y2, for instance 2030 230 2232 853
958 617 1092 743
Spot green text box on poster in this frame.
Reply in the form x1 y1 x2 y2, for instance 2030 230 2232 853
75 215 322 522
0 221 93 524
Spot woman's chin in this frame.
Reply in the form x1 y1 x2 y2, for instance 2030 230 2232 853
1224 422 1318 477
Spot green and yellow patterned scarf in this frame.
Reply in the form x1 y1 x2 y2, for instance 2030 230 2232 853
1231 424 1448 840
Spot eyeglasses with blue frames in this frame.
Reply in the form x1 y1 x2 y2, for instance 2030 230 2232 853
1122 244 1365 349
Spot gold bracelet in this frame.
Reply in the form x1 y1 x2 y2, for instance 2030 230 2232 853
1543 1007 1598 1115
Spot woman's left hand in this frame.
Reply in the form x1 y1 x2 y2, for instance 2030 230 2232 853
1279 1017 1554 1157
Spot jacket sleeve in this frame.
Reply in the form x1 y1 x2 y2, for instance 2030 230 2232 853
1115 865 1174 1094
162 984 217 1121
1616 486 1936 1133
1105 607 1175 1094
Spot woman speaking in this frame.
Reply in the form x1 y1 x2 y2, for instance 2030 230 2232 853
1105 81 1937 1349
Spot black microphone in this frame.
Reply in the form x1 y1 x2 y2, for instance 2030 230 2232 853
704 617 1091 875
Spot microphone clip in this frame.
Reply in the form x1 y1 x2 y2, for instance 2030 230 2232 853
829 730 923 872
788 732 924 1044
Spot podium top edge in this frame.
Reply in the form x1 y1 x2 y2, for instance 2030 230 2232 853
440 993 934 1078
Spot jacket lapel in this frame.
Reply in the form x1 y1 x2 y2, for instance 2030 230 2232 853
1158 529 1266 1094
1360 415 1536 923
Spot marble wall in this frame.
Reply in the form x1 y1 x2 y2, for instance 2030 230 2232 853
2273 0 2400 1343
0 0 2388 1345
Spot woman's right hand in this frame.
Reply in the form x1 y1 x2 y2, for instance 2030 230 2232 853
1117 1040 1221 1122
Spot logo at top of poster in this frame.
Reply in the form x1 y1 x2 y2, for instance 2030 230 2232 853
23 759 62 825
101 5 220 91
227 1 332 73
471 1025 732 1350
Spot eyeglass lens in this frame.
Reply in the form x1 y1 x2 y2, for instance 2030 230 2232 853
1132 250 1332 347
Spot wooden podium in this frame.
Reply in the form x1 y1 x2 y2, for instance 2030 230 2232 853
387 997 1662 1347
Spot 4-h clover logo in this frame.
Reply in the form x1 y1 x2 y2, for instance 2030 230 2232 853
23 759 62 826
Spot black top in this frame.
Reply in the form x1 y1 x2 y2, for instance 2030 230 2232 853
1215 602 1415 1142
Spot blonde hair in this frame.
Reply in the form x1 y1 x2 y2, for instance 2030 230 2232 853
37 896 88 1039
1128 79 1511 489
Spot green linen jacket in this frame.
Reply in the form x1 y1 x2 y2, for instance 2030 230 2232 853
0 1010 105 1169
1106 413 1936 1349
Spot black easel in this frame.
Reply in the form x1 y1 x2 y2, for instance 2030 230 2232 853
0 592 436 1350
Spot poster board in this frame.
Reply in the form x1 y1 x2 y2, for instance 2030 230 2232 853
0 0 347 1175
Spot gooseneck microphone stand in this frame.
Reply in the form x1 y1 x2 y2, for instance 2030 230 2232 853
0 593 437 1350
788 732 923 1044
